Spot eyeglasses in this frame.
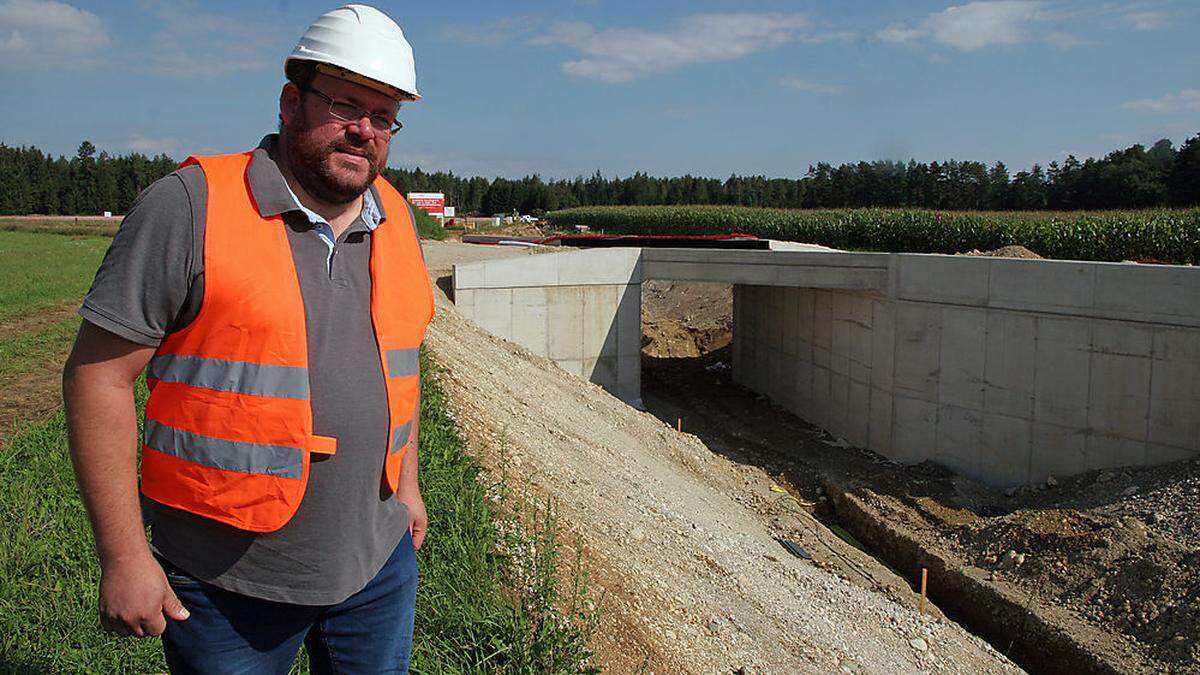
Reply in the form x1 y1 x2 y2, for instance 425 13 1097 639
299 85 403 137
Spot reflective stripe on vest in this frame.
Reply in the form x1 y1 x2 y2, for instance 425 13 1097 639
386 347 420 455
390 420 413 455
148 354 310 400
386 347 420 378
144 420 304 479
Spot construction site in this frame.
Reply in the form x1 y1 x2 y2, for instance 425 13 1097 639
425 229 1200 674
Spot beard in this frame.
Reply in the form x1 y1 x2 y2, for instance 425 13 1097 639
283 116 385 204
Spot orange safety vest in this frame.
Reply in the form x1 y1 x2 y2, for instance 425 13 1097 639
139 151 435 532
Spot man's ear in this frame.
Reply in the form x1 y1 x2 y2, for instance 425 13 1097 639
280 83 302 129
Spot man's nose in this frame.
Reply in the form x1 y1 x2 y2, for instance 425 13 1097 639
347 115 381 141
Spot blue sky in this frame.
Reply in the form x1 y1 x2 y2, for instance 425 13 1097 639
0 0 1196 179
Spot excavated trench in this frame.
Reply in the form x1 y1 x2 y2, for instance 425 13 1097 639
820 483 1140 674
637 281 1174 675
641 350 1154 674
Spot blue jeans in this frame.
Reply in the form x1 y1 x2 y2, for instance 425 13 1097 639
159 532 418 674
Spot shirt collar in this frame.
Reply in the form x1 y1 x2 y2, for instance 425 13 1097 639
247 134 386 229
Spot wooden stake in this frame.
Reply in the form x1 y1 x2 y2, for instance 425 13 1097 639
919 567 929 615
677 417 682 432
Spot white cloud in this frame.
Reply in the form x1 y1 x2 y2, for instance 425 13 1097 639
1122 89 1200 114
533 13 818 83
778 76 845 94
135 0 285 77
1122 10 1169 31
441 16 540 46
876 0 1079 51
123 134 181 156
0 0 109 68
875 24 922 46
1042 30 1084 50
798 30 859 45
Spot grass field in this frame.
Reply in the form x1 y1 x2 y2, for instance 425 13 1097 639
0 217 118 238
0 317 81 383
0 229 596 673
0 231 110 323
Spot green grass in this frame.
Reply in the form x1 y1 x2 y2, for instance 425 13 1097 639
0 232 110 321
411 349 598 674
0 317 80 382
0 348 597 673
412 207 449 241
546 205 1200 264
0 217 119 239
0 383 160 674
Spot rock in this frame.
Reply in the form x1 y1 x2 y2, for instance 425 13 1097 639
909 637 929 652
1046 475 1058 488
630 526 647 541
1014 553 1026 566
1122 485 1140 497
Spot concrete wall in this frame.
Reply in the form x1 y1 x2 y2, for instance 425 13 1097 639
454 245 1200 487
641 247 888 290
452 248 643 405
734 254 1200 487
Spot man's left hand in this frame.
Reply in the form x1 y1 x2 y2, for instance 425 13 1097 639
398 490 427 550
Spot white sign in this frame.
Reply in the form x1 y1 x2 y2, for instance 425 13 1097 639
443 206 456 218
407 192 444 216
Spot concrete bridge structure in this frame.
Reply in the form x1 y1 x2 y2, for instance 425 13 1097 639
451 245 1200 488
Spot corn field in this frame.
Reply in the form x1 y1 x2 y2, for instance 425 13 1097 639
545 206 1200 264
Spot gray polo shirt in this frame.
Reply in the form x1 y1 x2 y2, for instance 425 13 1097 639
80 135 414 605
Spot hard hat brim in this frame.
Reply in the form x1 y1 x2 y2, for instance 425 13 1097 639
288 58 420 102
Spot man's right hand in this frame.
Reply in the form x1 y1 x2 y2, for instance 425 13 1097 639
99 553 190 637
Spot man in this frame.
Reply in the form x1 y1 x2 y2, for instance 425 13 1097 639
62 5 434 673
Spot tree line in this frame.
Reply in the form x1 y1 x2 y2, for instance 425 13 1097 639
0 141 178 216
1 135 1197 217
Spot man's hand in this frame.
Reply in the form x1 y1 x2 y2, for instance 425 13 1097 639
99 552 189 637
398 490 427 550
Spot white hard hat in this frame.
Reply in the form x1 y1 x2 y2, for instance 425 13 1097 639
286 4 420 101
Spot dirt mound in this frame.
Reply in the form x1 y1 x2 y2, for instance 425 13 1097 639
641 320 730 358
641 281 732 358
643 280 731 326
951 464 1200 669
959 245 1043 259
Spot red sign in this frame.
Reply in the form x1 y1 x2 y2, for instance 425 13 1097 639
407 192 445 216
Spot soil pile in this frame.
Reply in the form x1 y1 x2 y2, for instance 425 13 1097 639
952 464 1200 669
641 280 733 358
959 245 1043 259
